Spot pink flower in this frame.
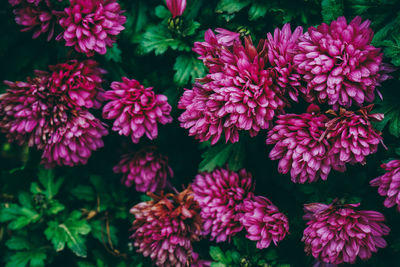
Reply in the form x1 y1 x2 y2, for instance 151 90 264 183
239 195 289 249
57 0 126 56
180 30 286 144
102 77 172 143
293 16 391 108
302 200 390 264
266 23 304 102
165 0 186 18
48 59 106 109
130 188 202 267
266 104 335 183
191 252 211 267
41 111 108 168
191 167 254 242
326 105 383 166
113 147 173 192
0 73 68 149
370 159 400 211
11 0 62 41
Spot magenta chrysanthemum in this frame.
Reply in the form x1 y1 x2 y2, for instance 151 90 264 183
113 147 173 192
41 111 107 168
302 201 390 265
239 195 289 249
293 16 390 108
130 188 202 267
48 59 106 109
370 159 400 211
266 104 334 183
266 23 304 102
180 29 286 144
102 77 172 143
0 73 68 149
191 167 254 242
165 0 186 18
11 0 63 41
326 105 383 166
58 0 126 55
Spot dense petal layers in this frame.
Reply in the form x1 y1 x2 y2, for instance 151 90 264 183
58 0 126 55
191 167 254 242
103 77 172 143
370 159 400 211
130 188 202 267
293 16 390 108
302 201 390 264
113 147 173 192
239 195 289 249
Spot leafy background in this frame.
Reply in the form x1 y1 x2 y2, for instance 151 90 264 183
1 0 400 266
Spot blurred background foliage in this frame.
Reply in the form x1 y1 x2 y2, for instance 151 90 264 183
1 0 400 266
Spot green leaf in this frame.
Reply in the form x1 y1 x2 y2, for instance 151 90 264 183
90 219 119 246
139 25 190 55
321 0 344 23
5 250 46 267
209 246 225 262
105 44 122 63
0 200 40 230
32 168 63 200
248 3 268 20
216 0 250 14
47 200 65 215
5 236 32 250
210 263 226 267
173 55 206 86
70 185 95 202
182 21 201 37
45 211 91 257
155 5 170 19
199 143 245 172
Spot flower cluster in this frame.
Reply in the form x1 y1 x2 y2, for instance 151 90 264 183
129 187 202 267
113 147 173 192
302 200 390 264
9 0 126 55
370 159 400 212
0 59 107 167
191 167 289 247
102 77 172 143
267 104 383 183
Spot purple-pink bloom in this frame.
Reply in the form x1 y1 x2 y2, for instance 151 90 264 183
102 77 172 143
293 16 391 108
370 159 400 211
266 23 304 102
326 105 383 166
113 147 173 192
130 188 202 267
239 195 289 249
180 30 286 144
266 104 335 183
57 0 126 56
165 0 186 18
48 59 106 109
191 167 254 242
191 252 211 267
0 73 68 149
302 200 390 265
11 0 63 41
41 111 108 168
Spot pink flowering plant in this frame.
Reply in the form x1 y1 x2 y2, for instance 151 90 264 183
1 0 400 267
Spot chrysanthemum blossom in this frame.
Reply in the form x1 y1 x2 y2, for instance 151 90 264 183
103 77 172 143
180 30 286 144
326 105 383 166
239 195 289 249
302 200 390 264
41 111 108 168
370 159 400 211
11 0 63 41
165 0 186 18
130 187 202 267
191 167 254 242
266 104 335 183
113 147 173 192
48 59 106 109
58 0 126 55
266 23 304 102
0 73 68 149
293 16 391 108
